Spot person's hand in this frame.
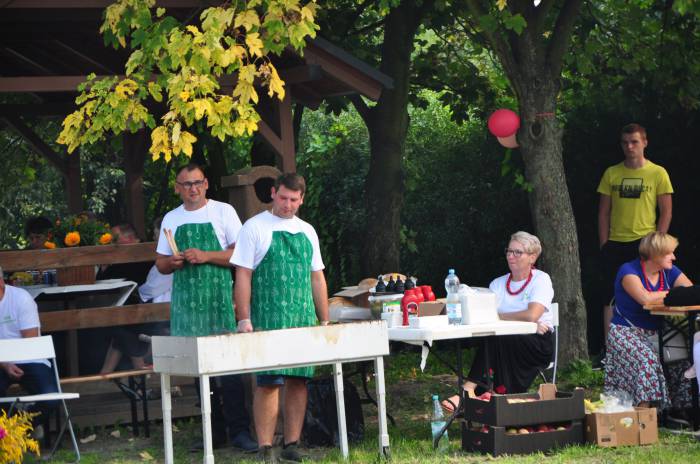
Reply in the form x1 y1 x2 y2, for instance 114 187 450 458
237 319 253 333
2 362 24 379
170 253 185 271
183 248 207 264
536 322 550 335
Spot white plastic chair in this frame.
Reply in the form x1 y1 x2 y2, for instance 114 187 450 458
539 302 559 384
0 335 80 461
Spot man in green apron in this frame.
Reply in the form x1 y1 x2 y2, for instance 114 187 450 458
233 173 329 463
156 162 257 452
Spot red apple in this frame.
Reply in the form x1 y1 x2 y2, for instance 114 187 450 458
480 425 489 433
536 424 549 433
478 392 492 402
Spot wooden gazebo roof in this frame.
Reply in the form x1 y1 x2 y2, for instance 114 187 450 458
0 0 392 236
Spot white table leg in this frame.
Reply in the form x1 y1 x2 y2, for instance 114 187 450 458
333 362 349 459
200 375 215 464
161 374 173 464
374 356 390 458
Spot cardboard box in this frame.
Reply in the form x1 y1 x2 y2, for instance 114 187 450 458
459 287 499 324
333 286 370 308
418 301 445 316
465 385 585 427
463 421 584 456
585 407 657 447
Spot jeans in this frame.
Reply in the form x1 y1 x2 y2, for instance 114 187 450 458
0 362 60 419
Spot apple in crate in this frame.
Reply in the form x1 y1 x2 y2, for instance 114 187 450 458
536 424 549 433
477 391 492 402
506 428 518 435
518 428 530 434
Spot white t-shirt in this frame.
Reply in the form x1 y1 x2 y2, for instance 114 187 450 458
231 211 324 271
489 269 554 328
0 285 49 366
157 199 242 255
138 265 172 303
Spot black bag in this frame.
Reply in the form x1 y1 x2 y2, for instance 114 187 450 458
302 377 365 447
664 285 700 307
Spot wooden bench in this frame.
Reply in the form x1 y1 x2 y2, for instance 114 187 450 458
0 243 169 437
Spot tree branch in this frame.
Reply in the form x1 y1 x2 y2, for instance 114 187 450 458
531 0 557 36
464 0 521 83
546 0 584 74
349 94 371 123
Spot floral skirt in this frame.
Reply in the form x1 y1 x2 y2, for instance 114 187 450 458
605 323 668 407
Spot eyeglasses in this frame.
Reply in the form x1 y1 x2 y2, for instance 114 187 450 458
504 248 528 258
177 179 206 189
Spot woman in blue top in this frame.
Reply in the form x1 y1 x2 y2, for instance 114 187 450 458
605 232 692 407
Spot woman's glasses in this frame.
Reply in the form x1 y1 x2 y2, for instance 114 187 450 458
504 248 528 257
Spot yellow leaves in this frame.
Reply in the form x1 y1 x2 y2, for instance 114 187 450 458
234 9 261 32
497 0 508 11
115 79 138 98
264 62 285 100
190 99 212 120
245 32 264 58
300 4 316 22
179 90 191 101
186 25 201 37
149 124 197 161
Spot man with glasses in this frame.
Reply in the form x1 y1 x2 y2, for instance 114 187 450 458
597 123 673 344
156 162 257 453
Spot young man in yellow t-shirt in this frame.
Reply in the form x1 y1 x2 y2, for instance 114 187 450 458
597 123 673 341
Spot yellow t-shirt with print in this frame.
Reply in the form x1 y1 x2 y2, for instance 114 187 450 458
597 160 673 242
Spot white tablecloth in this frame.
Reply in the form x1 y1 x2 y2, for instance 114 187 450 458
388 320 537 371
27 279 138 307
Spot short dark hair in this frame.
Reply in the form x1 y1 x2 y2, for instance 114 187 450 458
621 123 647 140
274 173 306 196
176 162 206 178
25 216 52 236
113 223 137 237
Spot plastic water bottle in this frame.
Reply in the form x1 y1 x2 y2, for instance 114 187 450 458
430 394 449 452
445 269 462 325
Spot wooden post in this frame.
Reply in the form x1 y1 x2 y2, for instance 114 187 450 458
123 131 147 240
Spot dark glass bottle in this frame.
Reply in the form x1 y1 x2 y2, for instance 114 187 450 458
386 276 396 292
395 277 405 293
375 276 386 293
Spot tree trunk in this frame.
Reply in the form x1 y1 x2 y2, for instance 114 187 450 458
517 82 588 364
360 0 426 276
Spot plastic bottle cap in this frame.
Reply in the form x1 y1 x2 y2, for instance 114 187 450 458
432 394 438 400
448 269 455 274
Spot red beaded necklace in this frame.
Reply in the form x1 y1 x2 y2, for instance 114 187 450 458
506 269 533 296
640 260 665 292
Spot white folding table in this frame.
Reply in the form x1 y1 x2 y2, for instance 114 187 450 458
152 321 391 464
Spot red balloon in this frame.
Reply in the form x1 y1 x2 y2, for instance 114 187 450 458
497 134 519 148
488 109 520 138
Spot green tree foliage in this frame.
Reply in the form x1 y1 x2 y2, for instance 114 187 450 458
56 0 319 161
297 91 530 292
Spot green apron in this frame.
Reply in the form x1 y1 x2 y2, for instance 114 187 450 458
252 231 317 378
170 222 235 337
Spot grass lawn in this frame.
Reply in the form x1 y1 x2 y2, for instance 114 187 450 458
28 346 700 463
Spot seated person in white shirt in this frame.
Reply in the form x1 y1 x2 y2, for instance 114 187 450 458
442 231 554 412
99 221 172 373
0 265 59 424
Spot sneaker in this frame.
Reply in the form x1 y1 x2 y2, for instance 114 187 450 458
279 442 306 463
257 445 277 463
230 430 258 453
684 364 696 380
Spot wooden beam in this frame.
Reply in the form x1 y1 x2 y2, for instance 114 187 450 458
123 131 147 240
40 302 170 332
278 91 296 173
0 242 158 272
0 102 77 118
303 44 384 101
4 0 209 8
3 116 66 173
0 75 119 93
53 39 118 75
2 46 54 75
66 146 83 213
